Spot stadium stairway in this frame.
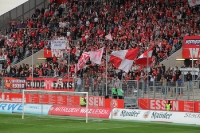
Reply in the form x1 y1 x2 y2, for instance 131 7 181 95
159 47 183 69
12 48 45 67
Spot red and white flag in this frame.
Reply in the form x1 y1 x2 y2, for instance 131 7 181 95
135 46 154 66
188 0 200 7
75 52 90 73
105 33 112 40
109 48 139 73
89 47 104 65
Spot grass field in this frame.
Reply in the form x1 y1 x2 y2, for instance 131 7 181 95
0 113 199 133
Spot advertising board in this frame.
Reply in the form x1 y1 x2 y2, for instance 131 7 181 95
110 109 200 125
4 77 26 90
0 93 124 108
0 103 112 119
0 103 52 115
182 36 200 58
48 105 112 118
138 98 200 113
26 77 74 91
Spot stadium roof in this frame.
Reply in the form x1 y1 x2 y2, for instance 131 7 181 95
0 0 28 16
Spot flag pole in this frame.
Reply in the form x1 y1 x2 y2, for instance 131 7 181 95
147 48 149 99
192 48 194 81
68 50 70 91
106 48 108 96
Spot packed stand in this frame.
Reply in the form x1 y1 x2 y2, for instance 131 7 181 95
0 0 200 86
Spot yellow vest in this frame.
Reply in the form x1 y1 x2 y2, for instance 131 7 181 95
166 104 171 111
80 97 86 106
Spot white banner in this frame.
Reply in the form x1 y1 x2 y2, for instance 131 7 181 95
51 40 67 49
89 47 104 65
110 109 200 125
0 55 6 61
75 52 90 73
180 68 199 75
188 0 200 7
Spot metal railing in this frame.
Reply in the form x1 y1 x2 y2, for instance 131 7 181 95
0 76 199 110
1 77 199 100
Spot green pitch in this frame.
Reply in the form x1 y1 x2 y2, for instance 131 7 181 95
0 114 199 133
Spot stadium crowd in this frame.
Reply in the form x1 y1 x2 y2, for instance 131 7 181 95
0 0 200 87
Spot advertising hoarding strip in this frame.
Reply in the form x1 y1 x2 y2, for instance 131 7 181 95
0 103 111 119
0 92 124 108
110 109 200 125
138 98 200 113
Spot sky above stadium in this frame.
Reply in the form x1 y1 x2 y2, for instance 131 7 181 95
0 0 28 16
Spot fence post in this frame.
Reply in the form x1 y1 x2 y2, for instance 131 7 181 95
175 81 178 100
153 81 155 98
1 77 4 93
137 80 139 98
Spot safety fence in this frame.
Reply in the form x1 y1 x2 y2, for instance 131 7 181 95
0 77 199 100
0 76 200 111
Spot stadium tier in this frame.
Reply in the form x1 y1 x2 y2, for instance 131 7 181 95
0 0 200 127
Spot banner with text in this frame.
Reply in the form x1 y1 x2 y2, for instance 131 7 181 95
188 0 200 7
4 77 26 90
182 36 200 58
44 48 64 58
51 40 67 49
48 105 112 118
0 102 111 119
26 77 74 91
0 93 124 108
0 55 6 61
179 68 199 75
110 108 200 125
138 98 200 113
0 103 52 115
75 52 90 73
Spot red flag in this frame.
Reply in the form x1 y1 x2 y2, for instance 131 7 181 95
109 47 139 73
135 46 154 66
75 52 90 73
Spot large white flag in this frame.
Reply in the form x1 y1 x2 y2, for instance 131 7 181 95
75 52 90 73
89 47 104 65
188 0 200 7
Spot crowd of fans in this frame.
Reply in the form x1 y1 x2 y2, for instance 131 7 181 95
0 0 200 87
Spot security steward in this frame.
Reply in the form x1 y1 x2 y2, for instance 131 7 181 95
165 100 172 111
117 88 124 99
112 87 117 99
80 95 86 107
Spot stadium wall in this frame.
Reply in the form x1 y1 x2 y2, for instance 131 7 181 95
0 0 48 30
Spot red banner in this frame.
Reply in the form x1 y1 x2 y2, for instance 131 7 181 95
26 77 74 91
0 93 23 102
0 93 124 109
75 52 90 73
182 36 200 58
4 77 26 90
138 98 200 113
44 48 64 58
48 105 112 118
